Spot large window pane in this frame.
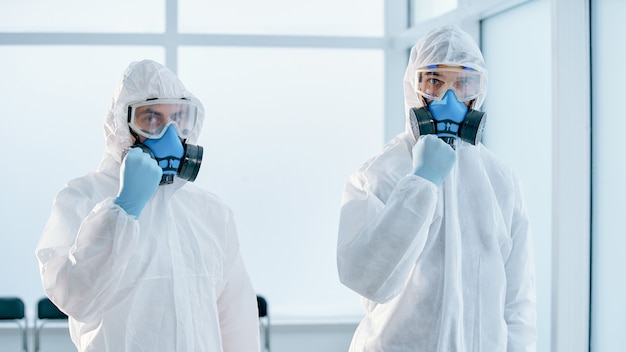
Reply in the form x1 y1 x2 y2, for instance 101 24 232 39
0 46 164 313
0 0 165 32
179 0 383 36
481 1 551 351
179 46 383 320
411 0 458 23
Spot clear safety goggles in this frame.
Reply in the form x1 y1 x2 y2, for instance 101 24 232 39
415 65 485 102
128 98 198 139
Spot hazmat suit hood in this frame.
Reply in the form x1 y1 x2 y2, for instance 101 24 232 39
99 59 205 172
402 25 488 141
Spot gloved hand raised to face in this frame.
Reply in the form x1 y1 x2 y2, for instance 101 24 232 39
114 147 163 218
411 134 457 187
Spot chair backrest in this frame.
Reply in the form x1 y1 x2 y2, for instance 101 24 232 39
0 297 25 320
257 295 268 318
37 297 67 320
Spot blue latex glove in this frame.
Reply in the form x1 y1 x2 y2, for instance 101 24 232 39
114 147 163 218
412 134 457 187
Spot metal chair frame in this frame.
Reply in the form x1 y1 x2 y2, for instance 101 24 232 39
0 297 28 352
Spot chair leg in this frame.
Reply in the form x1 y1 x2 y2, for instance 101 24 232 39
259 322 269 352
34 323 42 352
18 320 28 352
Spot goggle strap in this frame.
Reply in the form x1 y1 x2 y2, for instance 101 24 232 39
129 127 142 142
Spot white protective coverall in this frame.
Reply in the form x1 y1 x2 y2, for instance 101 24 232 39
35 60 260 352
337 25 537 352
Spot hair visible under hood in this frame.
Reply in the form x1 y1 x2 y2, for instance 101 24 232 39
402 25 488 137
100 59 205 167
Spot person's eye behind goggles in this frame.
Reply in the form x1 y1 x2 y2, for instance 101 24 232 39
127 98 198 140
414 65 485 103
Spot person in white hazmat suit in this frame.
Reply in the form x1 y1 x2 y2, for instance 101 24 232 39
35 59 260 352
337 25 536 351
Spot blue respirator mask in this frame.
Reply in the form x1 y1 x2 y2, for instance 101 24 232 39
409 65 487 149
127 99 203 185
409 90 486 149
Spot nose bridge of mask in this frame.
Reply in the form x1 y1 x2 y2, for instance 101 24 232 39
142 119 186 140
440 78 473 102
428 89 468 128
142 124 184 175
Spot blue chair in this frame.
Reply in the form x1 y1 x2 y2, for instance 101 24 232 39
34 297 68 352
0 297 28 352
257 295 270 352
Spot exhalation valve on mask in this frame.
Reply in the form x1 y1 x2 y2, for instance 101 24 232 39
409 107 486 150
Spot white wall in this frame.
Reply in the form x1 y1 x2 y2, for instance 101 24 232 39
590 0 626 351
481 1 552 351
